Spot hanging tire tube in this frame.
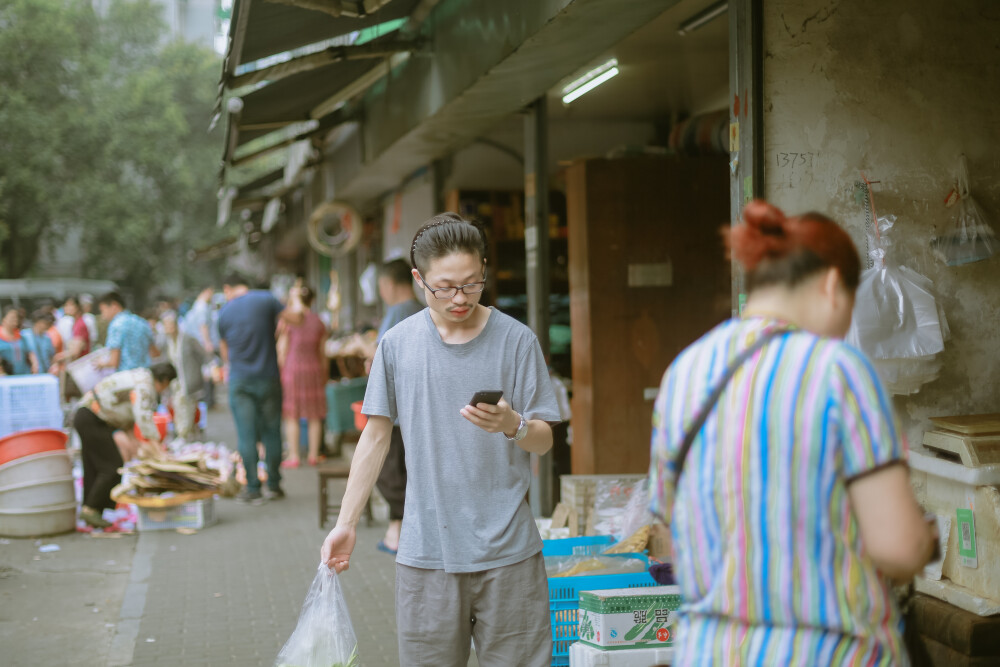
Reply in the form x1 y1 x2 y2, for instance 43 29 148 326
307 201 363 257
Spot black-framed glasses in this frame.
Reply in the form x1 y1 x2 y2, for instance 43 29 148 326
416 268 487 300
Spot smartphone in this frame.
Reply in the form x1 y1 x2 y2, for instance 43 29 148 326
469 390 503 407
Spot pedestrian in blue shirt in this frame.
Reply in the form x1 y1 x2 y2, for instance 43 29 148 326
96 292 154 371
21 310 56 373
218 274 304 504
0 307 35 375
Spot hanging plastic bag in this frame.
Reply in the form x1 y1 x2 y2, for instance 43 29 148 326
932 155 997 266
849 258 945 361
847 200 948 395
592 479 648 538
275 564 359 667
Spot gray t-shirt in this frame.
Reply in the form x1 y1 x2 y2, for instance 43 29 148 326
363 307 561 573
376 299 423 344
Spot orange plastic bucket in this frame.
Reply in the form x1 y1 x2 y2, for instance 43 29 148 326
134 414 170 442
350 401 367 431
0 429 68 467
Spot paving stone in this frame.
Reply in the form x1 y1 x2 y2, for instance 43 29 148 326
127 406 404 667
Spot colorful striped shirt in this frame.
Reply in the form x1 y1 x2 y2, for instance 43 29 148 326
649 317 908 666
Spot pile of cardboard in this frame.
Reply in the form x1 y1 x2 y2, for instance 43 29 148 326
112 455 221 499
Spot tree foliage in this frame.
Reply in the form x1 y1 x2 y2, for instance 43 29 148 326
0 0 227 305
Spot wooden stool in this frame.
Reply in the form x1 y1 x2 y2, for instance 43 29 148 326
318 461 373 529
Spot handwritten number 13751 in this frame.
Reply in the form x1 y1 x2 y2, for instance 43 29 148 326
776 152 814 168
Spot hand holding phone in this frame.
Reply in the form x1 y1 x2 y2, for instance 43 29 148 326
469 390 503 407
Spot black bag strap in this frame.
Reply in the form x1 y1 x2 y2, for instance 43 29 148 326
671 328 792 488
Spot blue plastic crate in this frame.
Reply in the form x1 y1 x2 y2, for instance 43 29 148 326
548 555 657 666
542 535 615 556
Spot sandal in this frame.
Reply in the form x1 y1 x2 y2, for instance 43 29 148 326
80 506 112 529
280 459 300 469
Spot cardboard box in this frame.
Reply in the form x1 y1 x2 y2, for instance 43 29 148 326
136 498 216 531
578 585 681 650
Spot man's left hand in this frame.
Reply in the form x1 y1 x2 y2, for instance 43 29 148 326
461 398 520 436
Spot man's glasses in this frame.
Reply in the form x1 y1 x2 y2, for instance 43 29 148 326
416 268 487 300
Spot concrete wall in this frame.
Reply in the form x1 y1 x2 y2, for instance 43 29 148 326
762 0 1000 443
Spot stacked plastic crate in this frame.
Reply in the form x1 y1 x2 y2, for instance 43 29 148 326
543 536 676 666
0 375 74 537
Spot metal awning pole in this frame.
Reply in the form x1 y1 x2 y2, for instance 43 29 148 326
524 96 552 518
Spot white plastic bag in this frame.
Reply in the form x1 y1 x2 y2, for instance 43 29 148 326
592 479 650 541
932 155 996 266
849 263 945 361
847 212 948 395
274 564 359 667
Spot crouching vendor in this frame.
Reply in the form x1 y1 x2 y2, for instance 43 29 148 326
73 362 177 528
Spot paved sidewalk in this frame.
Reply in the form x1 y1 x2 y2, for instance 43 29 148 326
2 397 483 667
118 467 402 667
0 527 137 666
115 402 405 667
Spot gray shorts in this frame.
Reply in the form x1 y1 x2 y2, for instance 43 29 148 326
395 552 552 667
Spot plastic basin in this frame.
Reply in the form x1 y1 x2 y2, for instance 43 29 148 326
0 429 68 467
351 401 368 431
0 502 76 537
0 450 72 488
0 476 75 510
134 414 170 442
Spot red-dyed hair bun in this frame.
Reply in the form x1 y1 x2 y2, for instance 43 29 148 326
727 200 793 272
724 200 861 290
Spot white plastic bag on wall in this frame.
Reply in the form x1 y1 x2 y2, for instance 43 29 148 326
847 214 948 395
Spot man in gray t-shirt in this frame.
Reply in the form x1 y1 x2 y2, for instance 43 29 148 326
322 214 561 667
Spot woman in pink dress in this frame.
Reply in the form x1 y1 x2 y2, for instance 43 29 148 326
279 286 329 467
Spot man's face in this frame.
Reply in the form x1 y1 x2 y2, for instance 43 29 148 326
98 302 117 322
33 320 49 335
377 276 393 304
163 318 178 336
64 300 79 317
414 252 485 324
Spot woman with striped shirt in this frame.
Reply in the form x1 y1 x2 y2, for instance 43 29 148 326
650 201 936 665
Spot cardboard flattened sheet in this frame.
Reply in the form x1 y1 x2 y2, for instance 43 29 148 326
929 414 1000 436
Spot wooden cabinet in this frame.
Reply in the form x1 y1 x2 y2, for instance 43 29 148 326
567 155 731 475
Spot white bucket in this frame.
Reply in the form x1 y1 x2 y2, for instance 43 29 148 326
0 476 75 510
0 502 76 537
0 450 72 488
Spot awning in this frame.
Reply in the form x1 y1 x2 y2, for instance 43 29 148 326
227 55 383 151
224 0 422 76
219 0 425 172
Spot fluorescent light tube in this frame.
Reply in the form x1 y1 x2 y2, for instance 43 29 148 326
561 58 619 104
678 0 728 36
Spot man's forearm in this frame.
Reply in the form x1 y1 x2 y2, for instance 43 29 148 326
516 420 553 455
336 417 393 528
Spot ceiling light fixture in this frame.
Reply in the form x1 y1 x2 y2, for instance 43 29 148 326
677 0 728 36
561 58 619 105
